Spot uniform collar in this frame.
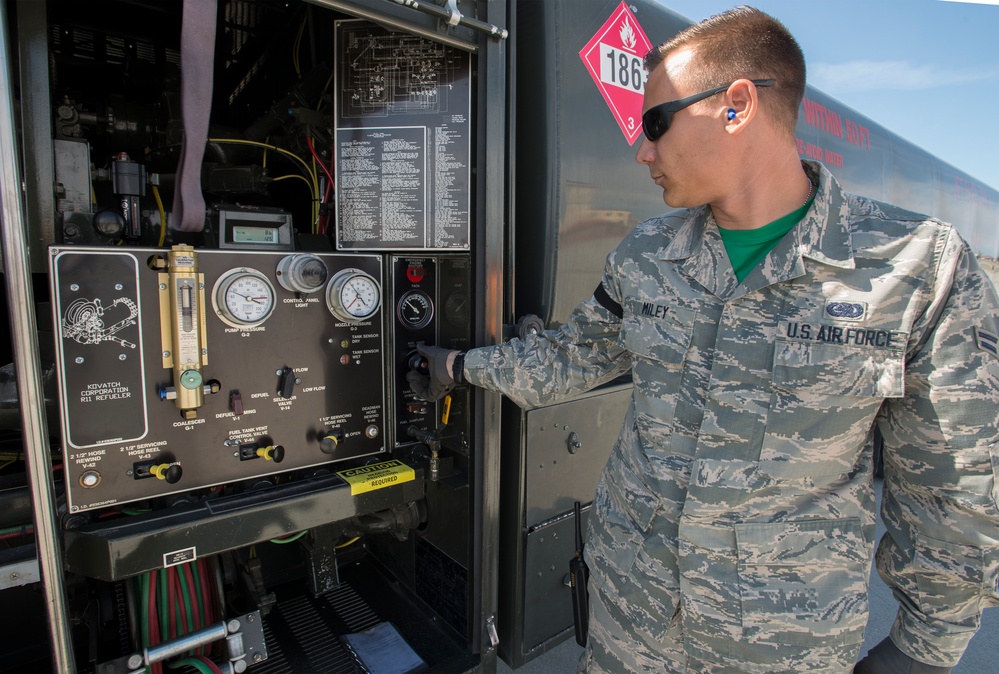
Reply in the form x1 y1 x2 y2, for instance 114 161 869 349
659 161 856 299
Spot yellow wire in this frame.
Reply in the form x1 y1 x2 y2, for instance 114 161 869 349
273 174 319 224
207 137 319 225
335 537 360 549
272 173 314 193
316 70 334 111
311 156 319 234
293 18 306 77
152 184 167 246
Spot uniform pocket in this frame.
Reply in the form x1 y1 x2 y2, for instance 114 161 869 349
761 338 905 478
914 532 986 626
587 437 659 584
621 305 696 421
735 518 868 648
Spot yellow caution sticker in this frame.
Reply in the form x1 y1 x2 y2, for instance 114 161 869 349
336 459 415 495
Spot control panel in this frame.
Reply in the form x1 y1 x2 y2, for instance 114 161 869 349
50 246 386 512
391 255 472 453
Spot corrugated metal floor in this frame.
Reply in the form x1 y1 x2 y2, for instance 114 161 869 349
500 478 999 673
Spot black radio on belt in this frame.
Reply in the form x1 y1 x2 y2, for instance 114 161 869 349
569 500 590 647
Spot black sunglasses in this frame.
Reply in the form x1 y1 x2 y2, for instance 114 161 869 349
641 79 777 141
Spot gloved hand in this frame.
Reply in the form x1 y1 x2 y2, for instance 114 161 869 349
406 342 461 402
853 637 952 674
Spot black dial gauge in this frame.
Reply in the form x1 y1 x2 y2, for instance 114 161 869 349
397 290 434 329
443 291 469 328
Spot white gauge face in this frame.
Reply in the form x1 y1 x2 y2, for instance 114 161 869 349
213 268 276 328
327 269 381 322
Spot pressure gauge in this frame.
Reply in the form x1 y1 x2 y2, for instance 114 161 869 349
397 290 434 329
327 269 381 322
443 291 468 328
212 268 277 328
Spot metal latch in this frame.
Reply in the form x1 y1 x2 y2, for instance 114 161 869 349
485 615 500 649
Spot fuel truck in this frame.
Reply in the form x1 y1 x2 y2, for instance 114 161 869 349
1 1 998 673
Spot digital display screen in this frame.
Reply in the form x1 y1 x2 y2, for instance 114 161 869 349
231 224 278 244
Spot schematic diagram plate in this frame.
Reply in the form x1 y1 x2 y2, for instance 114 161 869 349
334 20 471 251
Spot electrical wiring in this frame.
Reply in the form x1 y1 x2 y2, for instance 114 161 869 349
175 566 195 648
152 184 167 246
165 657 213 674
135 558 220 673
0 524 34 542
271 173 314 195
306 136 334 188
206 137 320 228
335 536 360 549
306 136 335 234
181 563 203 655
269 529 309 544
148 570 163 674
166 567 176 641
206 137 317 197
196 656 224 674
292 17 306 78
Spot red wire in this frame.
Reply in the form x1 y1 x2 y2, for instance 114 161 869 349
198 558 214 625
306 136 335 186
0 527 32 541
181 562 202 653
173 568 190 649
197 656 225 674
167 567 177 640
148 571 162 674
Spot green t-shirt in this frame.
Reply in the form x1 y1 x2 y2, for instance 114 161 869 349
717 192 816 284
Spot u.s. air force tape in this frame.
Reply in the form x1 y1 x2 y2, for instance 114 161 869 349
593 282 623 319
336 459 416 495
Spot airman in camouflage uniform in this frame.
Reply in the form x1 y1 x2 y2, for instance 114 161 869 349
459 157 999 672
408 7 999 673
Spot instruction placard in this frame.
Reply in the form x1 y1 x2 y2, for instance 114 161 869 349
336 459 415 495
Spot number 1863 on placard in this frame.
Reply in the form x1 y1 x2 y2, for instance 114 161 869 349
600 44 647 94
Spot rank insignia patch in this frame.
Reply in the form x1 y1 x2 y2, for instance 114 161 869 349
974 327 998 358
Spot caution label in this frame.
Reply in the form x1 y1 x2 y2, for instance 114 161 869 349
336 459 415 495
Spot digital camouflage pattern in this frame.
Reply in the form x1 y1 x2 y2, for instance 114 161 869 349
462 162 999 673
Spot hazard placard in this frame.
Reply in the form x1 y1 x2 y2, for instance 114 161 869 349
579 1 654 145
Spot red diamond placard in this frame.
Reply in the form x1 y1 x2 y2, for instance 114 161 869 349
579 1 654 145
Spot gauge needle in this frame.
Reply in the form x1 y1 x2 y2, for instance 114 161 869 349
347 287 369 308
234 292 267 304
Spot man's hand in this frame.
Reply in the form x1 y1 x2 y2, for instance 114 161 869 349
854 637 952 674
406 342 461 402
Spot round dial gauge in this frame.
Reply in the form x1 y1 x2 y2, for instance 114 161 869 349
397 290 434 329
327 269 381 322
443 291 468 328
213 268 276 328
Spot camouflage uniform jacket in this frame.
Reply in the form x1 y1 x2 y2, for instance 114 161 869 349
462 161 999 672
